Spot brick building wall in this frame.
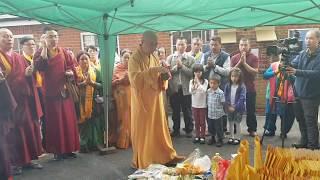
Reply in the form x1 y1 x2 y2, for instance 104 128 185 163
6 24 320 114
8 25 82 53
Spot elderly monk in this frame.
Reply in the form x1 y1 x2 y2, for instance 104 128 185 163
129 31 184 169
0 28 43 175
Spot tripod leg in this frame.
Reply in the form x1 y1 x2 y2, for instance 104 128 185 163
260 128 267 144
261 113 270 144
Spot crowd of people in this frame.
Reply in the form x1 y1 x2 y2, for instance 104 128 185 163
0 27 112 179
1 26 320 179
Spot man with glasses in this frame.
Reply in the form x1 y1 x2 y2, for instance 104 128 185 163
34 27 80 160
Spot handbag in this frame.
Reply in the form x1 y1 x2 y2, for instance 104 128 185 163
62 49 79 102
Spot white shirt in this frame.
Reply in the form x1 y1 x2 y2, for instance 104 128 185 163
189 79 208 108
231 84 238 106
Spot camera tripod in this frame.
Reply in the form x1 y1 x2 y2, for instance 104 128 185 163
260 65 295 148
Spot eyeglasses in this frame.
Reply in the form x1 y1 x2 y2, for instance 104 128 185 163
23 43 36 46
46 35 59 39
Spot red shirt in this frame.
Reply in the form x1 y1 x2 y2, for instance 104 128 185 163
231 52 259 93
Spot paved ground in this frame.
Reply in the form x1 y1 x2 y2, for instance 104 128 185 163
15 116 302 180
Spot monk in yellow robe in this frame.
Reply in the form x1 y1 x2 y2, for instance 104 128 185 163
128 31 184 169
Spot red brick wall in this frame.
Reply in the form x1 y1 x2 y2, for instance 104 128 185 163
7 25 82 53
118 32 172 55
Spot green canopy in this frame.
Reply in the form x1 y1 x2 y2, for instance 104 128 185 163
1 0 319 143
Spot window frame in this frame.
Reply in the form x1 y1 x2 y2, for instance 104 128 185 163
170 30 213 54
13 34 34 54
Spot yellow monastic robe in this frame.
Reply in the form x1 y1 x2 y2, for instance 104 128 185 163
128 46 177 169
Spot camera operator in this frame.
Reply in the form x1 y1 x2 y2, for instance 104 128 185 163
286 30 320 150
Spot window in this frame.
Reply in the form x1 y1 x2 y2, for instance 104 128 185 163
80 32 121 64
13 34 33 54
288 28 318 49
170 30 213 53
80 32 99 50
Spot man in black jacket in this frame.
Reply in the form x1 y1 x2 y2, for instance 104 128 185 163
287 30 320 150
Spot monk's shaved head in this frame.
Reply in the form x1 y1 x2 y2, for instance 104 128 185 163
142 30 158 42
0 28 12 35
141 30 158 54
0 28 14 52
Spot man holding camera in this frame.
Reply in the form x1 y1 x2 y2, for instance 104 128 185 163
167 37 195 137
287 30 320 150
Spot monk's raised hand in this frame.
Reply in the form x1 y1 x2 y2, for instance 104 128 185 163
40 35 47 48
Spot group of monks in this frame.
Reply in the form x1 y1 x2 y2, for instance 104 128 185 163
0 27 81 179
0 26 186 180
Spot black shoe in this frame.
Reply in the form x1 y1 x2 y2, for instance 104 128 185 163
227 138 234 144
292 143 307 149
193 137 200 143
24 162 43 169
264 130 275 137
249 131 257 137
232 139 240 145
216 141 223 147
185 132 193 138
63 152 77 159
280 133 287 139
199 138 205 144
53 154 64 161
12 166 22 176
207 137 216 145
170 131 180 137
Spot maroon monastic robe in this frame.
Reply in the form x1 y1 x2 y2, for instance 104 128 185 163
0 50 43 167
34 48 80 154
0 79 16 180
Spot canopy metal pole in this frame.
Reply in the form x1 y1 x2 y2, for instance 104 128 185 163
98 14 117 154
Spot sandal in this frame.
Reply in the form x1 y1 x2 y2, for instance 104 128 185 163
232 139 240 145
228 138 234 144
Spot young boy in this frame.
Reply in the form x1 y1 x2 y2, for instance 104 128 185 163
207 74 225 147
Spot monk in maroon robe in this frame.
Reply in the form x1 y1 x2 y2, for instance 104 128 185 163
34 27 80 160
0 28 43 175
0 69 15 180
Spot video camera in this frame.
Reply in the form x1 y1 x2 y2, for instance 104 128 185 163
266 31 302 67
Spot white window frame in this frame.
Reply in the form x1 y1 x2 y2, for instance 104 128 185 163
80 32 98 50
170 30 213 54
288 28 318 49
80 32 121 52
13 34 33 54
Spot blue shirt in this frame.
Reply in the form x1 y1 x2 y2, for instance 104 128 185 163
207 88 225 119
